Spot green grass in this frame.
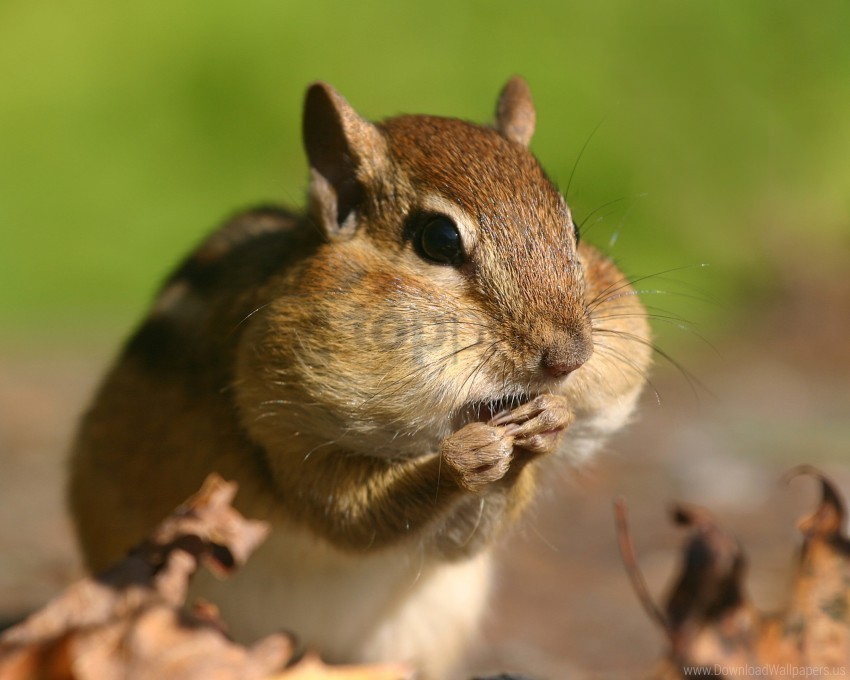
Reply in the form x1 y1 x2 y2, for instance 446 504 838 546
2 0 849 343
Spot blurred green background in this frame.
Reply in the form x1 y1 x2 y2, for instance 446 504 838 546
1 0 848 345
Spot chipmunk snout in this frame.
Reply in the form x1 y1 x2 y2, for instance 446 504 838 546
539 331 593 378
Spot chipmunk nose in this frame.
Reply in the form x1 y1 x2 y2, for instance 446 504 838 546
540 336 593 378
541 356 582 377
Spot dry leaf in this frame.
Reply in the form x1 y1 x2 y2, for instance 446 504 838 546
618 467 850 679
267 652 410 680
0 474 414 679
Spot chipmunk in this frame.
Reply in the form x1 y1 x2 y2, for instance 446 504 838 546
69 77 651 678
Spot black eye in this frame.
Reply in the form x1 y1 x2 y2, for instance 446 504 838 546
418 215 464 265
573 219 581 244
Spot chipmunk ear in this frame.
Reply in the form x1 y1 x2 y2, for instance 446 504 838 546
303 82 386 239
495 76 536 147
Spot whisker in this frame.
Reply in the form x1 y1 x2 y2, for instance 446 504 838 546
302 435 343 462
592 313 721 356
231 301 274 334
461 497 487 547
587 264 710 312
577 197 629 238
596 288 719 310
594 327 711 402
566 116 607 200
607 193 647 249
592 342 662 406
360 339 488 411
456 341 503 409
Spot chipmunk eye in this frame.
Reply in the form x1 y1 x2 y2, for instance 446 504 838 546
573 219 581 244
418 215 464 265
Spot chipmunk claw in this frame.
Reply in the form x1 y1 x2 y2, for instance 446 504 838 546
441 422 515 493
442 395 573 492
493 394 572 459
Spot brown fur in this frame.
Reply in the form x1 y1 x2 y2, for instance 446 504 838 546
69 79 651 675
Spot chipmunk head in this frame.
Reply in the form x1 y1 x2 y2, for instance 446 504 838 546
236 78 649 457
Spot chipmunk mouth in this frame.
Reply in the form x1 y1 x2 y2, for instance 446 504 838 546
455 393 533 427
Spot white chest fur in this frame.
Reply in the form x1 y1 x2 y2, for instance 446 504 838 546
190 520 493 677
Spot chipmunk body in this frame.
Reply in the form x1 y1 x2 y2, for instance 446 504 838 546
70 78 651 677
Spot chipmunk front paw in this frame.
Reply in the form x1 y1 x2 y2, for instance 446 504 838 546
442 395 573 493
491 394 572 458
441 422 515 493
